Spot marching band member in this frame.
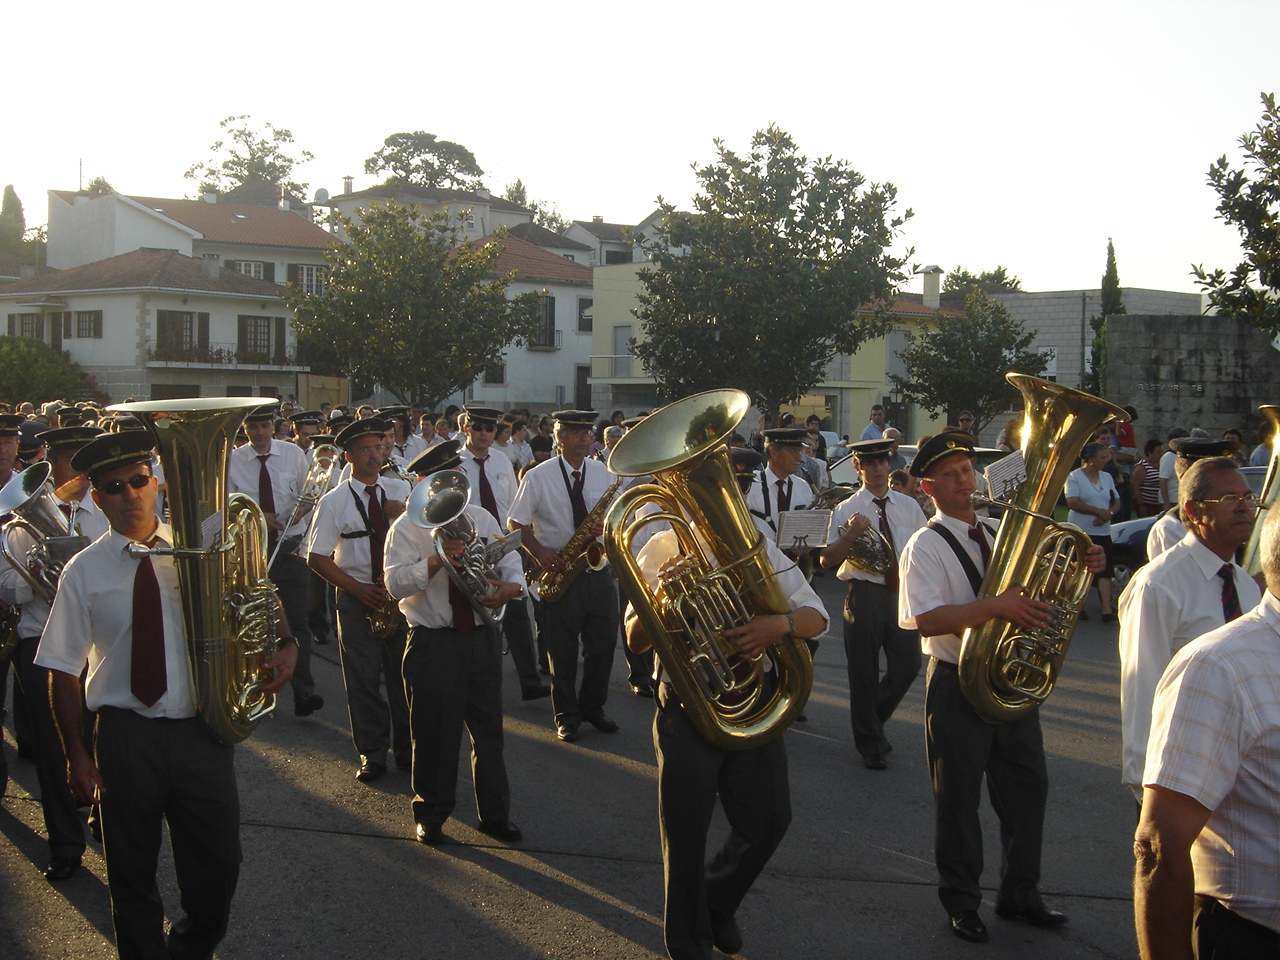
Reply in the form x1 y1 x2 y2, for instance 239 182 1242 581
228 405 322 719
1146 438 1241 562
288 410 323 460
306 417 411 783
0 411 26 793
385 406 427 464
625 445 828 960
385 440 525 846
456 405 548 701
36 431 296 960
744 428 814 543
1118 457 1261 807
0 425 106 881
899 432 1104 943
508 410 618 742
819 438 925 770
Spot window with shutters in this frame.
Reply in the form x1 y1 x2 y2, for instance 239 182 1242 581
75 311 103 339
6 313 44 339
237 316 273 362
287 264 325 295
483 361 506 385
529 295 558 349
233 260 264 279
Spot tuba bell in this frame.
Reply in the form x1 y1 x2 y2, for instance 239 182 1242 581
604 388 813 750
109 398 280 744
958 374 1128 723
0 461 89 604
405 469 520 627
1242 404 1280 578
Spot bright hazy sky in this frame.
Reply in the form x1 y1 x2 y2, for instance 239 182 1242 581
6 0 1275 298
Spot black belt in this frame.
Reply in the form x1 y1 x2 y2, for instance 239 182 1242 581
99 705 198 724
931 657 958 671
1197 895 1280 953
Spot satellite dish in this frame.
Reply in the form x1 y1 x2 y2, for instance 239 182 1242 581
314 188 330 204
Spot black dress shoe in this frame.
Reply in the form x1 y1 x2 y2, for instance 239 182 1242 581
863 752 888 771
950 910 989 943
556 724 580 743
294 693 324 717
45 856 81 882
995 903 1068 927
478 819 522 842
709 911 743 954
521 684 552 701
415 822 444 845
630 683 654 698
584 712 620 733
355 759 387 783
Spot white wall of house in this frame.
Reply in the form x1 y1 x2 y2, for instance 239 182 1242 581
327 196 533 246
48 194 198 269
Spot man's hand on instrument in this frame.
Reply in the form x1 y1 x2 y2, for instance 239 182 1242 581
263 511 284 533
384 499 406 522
1084 544 1107 575
440 537 467 567
261 641 298 694
722 614 791 658
353 581 388 609
587 517 606 539
989 584 1054 630
482 580 522 608
529 542 565 574
843 513 872 540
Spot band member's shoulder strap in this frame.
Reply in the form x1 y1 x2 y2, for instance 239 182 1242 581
926 518 983 595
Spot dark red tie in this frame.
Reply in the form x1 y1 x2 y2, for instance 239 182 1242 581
258 454 278 547
968 524 992 570
474 456 499 520
448 577 476 635
1219 564 1243 622
776 479 787 515
131 537 166 707
366 485 387 580
872 496 899 591
570 470 588 527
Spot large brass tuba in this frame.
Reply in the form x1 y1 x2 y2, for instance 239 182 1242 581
958 374 1128 723
109 398 280 744
604 388 813 750
0 461 88 604
1242 404 1280 578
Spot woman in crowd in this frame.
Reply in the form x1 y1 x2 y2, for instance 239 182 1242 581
1130 438 1163 517
1065 441 1120 623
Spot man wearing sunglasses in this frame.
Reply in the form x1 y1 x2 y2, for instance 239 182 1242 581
36 431 297 959
1119 456 1263 807
458 405 548 702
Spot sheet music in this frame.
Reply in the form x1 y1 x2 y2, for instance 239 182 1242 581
984 451 1026 502
776 509 832 552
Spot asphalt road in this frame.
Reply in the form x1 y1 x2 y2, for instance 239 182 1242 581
1 572 1140 959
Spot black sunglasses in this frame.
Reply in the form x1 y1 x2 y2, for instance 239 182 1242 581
95 473 151 495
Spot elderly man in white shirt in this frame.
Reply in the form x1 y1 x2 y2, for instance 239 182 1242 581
1135 501 1280 960
1118 456 1261 806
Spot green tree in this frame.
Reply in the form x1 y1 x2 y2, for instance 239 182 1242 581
942 264 1023 292
502 179 570 233
364 131 484 190
85 175 114 195
1086 238 1126 395
0 185 25 255
890 289 1053 434
1192 92 1280 335
287 203 542 408
0 336 92 404
633 125 913 420
184 115 315 197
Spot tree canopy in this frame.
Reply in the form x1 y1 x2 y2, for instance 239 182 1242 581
364 131 484 191
942 265 1023 292
1086 238 1125 395
0 336 93 405
287 202 542 409
890 289 1053 434
0 185 25 255
633 125 913 418
85 175 114 196
502 179 570 233
184 115 315 197
1192 92 1280 335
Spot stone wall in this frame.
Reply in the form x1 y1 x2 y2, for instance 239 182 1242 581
1105 313 1280 448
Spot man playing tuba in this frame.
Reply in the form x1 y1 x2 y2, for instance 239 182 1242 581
36 431 297 959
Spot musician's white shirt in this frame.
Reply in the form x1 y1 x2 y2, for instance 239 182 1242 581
898 512 997 663
507 456 614 553
744 465 813 542
228 439 310 532
828 487 925 585
1146 510 1186 562
36 522 197 718
307 476 411 584
384 503 524 629
458 446 519 525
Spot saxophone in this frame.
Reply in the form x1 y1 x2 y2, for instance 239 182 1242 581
536 475 624 602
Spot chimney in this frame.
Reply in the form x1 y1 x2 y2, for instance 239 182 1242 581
20 264 36 280
475 186 490 199
203 190 217 204
201 253 221 280
920 264 944 309
343 175 354 195
593 215 603 224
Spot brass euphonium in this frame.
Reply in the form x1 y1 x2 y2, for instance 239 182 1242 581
0 461 88 604
958 374 1128 723
604 388 813 750
266 439 339 569
109 398 280 744
1242 404 1280 578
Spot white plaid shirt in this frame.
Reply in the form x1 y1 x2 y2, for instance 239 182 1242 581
1145 589 1280 933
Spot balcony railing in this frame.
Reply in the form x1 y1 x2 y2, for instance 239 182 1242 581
527 327 561 351
146 340 307 370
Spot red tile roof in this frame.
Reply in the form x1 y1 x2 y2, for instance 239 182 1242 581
331 184 532 215
507 222 591 251
885 294 964 318
476 235 594 285
0 248 286 299
51 191 337 251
